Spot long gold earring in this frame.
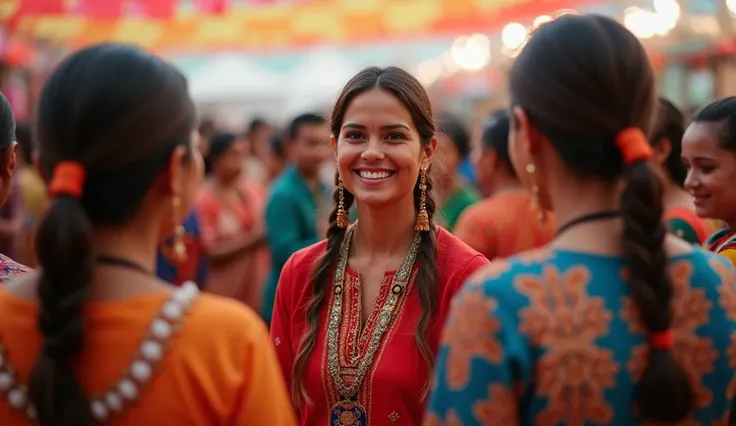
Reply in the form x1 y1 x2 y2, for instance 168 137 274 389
172 195 188 262
415 167 430 232
526 163 547 224
336 178 349 228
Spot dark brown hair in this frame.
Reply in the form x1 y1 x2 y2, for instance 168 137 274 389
650 97 686 186
691 96 736 151
290 66 439 406
30 44 195 426
510 15 693 422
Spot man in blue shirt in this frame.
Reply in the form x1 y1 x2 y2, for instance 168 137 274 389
262 113 331 326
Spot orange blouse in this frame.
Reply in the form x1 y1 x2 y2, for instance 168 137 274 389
0 287 295 426
454 192 555 261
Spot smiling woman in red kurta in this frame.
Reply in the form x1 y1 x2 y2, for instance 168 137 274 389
270 226 487 425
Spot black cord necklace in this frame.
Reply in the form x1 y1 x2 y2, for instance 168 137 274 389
97 255 154 276
556 210 621 237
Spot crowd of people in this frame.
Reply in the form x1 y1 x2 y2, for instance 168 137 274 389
0 13 736 426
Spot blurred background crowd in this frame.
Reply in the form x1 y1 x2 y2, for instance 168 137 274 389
0 0 733 318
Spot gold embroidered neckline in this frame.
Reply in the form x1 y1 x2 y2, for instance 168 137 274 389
326 225 421 400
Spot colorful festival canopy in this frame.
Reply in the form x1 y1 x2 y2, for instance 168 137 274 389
2 0 597 52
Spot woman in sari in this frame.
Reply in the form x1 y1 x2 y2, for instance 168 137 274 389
195 132 268 311
0 44 294 425
270 66 489 425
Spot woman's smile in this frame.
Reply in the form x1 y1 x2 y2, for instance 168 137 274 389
354 168 397 185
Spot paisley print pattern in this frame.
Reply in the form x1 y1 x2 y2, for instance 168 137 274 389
426 248 736 425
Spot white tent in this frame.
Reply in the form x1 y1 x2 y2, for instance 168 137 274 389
284 48 359 116
187 56 284 103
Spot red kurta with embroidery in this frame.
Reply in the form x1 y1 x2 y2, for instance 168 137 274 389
270 227 489 425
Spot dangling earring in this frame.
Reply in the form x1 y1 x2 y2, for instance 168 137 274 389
415 166 430 232
526 163 547 224
336 178 349 228
172 195 188 262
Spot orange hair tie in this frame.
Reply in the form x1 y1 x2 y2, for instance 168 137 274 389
650 330 674 350
49 161 86 199
615 127 653 165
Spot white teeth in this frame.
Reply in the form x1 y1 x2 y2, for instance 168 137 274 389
358 171 392 180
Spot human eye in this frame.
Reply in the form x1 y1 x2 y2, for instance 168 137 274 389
385 132 407 141
344 131 364 140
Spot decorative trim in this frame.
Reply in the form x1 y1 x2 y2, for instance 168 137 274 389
0 282 200 422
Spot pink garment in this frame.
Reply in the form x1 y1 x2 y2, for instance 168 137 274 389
194 179 269 311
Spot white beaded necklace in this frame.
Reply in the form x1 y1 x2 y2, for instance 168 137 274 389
0 281 200 422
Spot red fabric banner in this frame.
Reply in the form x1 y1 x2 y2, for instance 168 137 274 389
192 0 227 14
138 0 177 18
16 0 64 15
76 0 126 19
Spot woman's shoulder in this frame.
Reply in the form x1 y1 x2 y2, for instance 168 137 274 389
435 227 490 286
0 254 31 283
187 292 267 336
289 239 329 269
705 228 735 250
276 240 329 288
665 207 710 244
182 293 268 354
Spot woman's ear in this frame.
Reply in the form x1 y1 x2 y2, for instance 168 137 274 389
511 106 541 156
167 145 188 196
651 137 672 166
421 137 437 169
0 142 17 180
330 134 338 160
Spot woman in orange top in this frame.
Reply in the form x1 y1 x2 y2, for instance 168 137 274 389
270 66 489 425
0 44 294 426
195 132 268 311
454 110 555 260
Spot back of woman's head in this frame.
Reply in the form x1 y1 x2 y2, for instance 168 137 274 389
14 122 33 165
691 96 736 151
481 110 514 174
651 98 686 185
0 93 14 150
205 132 237 174
510 15 693 422
437 113 471 159
30 43 195 426
0 93 18 207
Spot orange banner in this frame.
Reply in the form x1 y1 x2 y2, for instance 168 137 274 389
3 0 595 52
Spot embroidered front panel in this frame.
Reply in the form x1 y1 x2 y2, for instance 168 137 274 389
362 269 417 421
338 272 394 388
323 225 421 423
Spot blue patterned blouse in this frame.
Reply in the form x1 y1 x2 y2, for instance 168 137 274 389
426 247 736 425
